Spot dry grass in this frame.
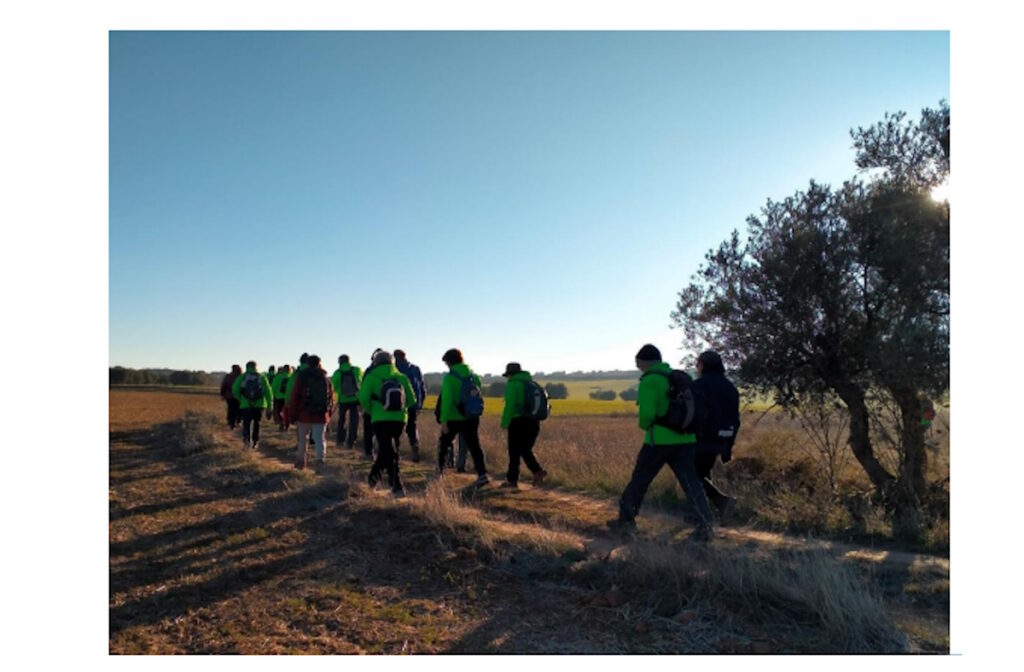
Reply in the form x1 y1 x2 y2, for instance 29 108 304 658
110 389 948 654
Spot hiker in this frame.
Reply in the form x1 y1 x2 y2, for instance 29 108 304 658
358 350 417 497
331 354 363 449
394 349 426 462
434 392 468 471
231 361 274 450
285 354 335 472
499 362 549 489
285 353 317 455
263 365 276 419
436 348 489 487
361 348 384 459
271 364 292 430
608 344 714 541
693 350 740 518
220 364 243 429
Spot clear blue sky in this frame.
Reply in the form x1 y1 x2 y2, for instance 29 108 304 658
109 31 949 376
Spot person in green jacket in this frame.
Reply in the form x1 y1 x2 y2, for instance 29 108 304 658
271 364 292 430
499 362 548 489
437 348 489 487
608 344 714 541
231 360 274 450
263 365 276 419
358 351 416 497
331 355 363 449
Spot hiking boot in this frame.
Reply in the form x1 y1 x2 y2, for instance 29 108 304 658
294 456 306 470
315 459 326 475
391 489 406 499
368 472 380 489
251 441 259 451
499 481 518 490
692 525 714 543
532 469 548 486
456 467 466 474
472 473 490 488
606 517 637 534
411 445 421 463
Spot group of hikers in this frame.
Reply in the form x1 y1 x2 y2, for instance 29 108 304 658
219 344 740 542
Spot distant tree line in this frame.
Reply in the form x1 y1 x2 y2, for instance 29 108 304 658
110 367 214 386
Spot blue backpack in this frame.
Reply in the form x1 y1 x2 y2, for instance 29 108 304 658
454 371 484 418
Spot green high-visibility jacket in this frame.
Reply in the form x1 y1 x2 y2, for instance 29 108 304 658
284 363 308 403
331 364 364 404
358 364 416 423
231 366 274 410
439 363 482 424
638 362 696 446
500 371 534 429
271 370 291 400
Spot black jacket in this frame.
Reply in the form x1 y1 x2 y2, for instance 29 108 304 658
694 372 740 460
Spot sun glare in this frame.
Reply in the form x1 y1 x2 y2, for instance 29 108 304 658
930 180 950 203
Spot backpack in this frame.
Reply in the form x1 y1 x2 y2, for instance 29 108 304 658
454 371 484 418
648 369 709 435
339 369 359 397
520 379 550 421
378 378 406 412
301 369 331 414
241 373 264 403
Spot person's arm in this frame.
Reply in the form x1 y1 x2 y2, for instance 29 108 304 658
636 374 658 430
231 375 244 404
357 370 373 414
403 375 416 411
439 374 454 425
262 375 273 408
501 379 516 429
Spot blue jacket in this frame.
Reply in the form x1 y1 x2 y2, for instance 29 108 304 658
396 358 426 410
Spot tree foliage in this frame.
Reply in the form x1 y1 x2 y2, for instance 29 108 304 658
544 383 569 399
672 102 949 538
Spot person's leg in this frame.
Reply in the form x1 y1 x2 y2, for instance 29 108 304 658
251 407 262 447
228 399 240 429
618 444 670 523
386 422 404 492
273 399 284 429
362 412 374 457
695 443 729 510
456 434 468 472
518 418 544 476
241 407 253 444
370 423 389 486
335 405 345 446
462 419 488 479
667 444 714 533
437 425 457 473
346 403 359 448
506 419 524 485
313 423 327 463
295 422 309 467
405 407 420 461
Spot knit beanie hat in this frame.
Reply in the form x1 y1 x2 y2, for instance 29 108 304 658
635 344 662 362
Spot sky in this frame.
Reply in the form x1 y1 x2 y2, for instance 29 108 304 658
109 31 948 376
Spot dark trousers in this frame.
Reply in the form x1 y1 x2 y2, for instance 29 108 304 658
273 399 286 428
370 421 404 492
695 442 731 511
240 407 263 445
362 412 374 456
400 407 421 449
507 417 542 484
437 419 487 476
337 401 360 447
619 443 713 528
226 399 241 429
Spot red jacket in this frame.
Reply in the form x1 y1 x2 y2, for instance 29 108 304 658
220 371 241 401
286 366 334 424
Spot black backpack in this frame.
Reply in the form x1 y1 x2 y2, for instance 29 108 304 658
339 369 359 397
520 379 550 421
378 378 406 412
648 369 709 435
241 373 264 402
301 369 330 414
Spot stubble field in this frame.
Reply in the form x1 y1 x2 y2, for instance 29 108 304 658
109 387 949 653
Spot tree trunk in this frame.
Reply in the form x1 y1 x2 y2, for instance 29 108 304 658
832 379 895 491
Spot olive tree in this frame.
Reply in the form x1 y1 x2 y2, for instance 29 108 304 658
672 102 949 538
